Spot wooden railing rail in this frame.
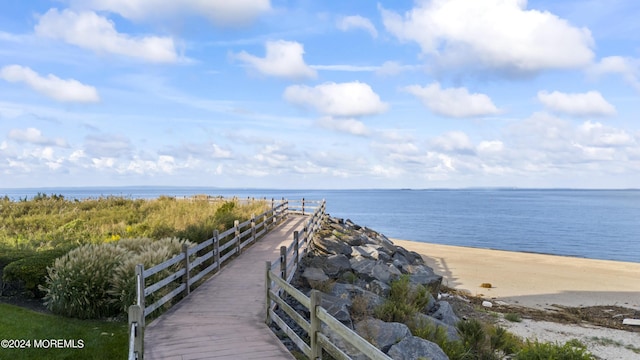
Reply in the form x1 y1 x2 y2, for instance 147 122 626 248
265 200 392 360
128 198 299 359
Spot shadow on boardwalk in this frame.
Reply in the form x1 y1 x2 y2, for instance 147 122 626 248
144 216 307 360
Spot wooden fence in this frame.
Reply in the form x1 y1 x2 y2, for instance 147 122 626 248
127 198 293 360
265 201 392 360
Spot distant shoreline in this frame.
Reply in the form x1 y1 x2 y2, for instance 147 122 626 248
392 239 640 310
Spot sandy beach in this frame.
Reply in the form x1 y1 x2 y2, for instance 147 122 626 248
391 239 640 310
391 240 640 358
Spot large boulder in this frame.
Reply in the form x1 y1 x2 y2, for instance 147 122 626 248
314 235 353 256
432 301 461 327
320 293 352 323
302 267 329 288
355 318 411 353
387 336 449 360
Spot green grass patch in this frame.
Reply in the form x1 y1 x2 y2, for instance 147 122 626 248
0 303 127 359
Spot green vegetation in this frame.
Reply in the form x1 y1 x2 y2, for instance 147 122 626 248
504 312 522 322
0 303 127 360
374 275 431 323
0 194 267 299
374 276 596 360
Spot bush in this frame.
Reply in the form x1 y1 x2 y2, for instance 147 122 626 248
374 275 431 323
40 244 127 319
2 246 74 297
515 340 595 360
109 237 191 313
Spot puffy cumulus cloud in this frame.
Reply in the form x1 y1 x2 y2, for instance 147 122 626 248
403 82 500 118
316 117 369 136
8 127 68 147
380 0 594 75
537 90 616 117
234 40 316 80
0 65 99 103
589 56 640 91
283 81 388 117
578 121 635 148
430 131 475 154
336 15 378 38
70 0 271 27
126 155 176 174
35 9 179 63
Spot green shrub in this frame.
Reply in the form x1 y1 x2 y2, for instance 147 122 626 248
109 238 191 313
516 339 595 360
41 244 127 319
2 246 74 297
504 312 522 322
374 275 431 323
0 248 36 270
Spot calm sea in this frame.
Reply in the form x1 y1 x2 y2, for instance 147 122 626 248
2 187 639 264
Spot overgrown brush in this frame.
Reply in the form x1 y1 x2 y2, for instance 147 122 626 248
40 238 192 319
374 275 431 323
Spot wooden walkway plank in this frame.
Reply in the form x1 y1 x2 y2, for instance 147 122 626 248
144 216 307 360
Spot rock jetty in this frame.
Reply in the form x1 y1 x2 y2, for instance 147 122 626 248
286 216 460 360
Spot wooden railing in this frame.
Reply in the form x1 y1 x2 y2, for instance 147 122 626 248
127 198 291 360
265 201 392 360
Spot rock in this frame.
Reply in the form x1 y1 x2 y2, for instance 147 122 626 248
314 235 353 256
351 244 380 260
371 262 402 284
320 293 352 323
329 283 385 313
431 301 460 327
350 257 377 281
482 301 493 308
322 254 351 277
368 280 391 297
413 313 460 341
354 318 411 353
387 336 449 360
302 267 329 288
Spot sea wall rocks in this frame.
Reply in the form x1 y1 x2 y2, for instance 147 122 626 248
291 216 460 360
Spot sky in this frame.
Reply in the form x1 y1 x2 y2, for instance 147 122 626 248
1 0 639 189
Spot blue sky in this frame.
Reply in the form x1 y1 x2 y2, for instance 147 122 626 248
1 0 639 189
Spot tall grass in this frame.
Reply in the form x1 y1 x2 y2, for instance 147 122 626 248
0 195 269 251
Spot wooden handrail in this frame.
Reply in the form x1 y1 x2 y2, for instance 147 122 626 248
128 198 313 359
265 199 393 359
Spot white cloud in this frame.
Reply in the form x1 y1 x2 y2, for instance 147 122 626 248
537 90 616 117
403 82 500 118
336 15 378 38
375 61 420 76
477 140 504 154
430 131 475 154
310 64 378 72
235 40 316 80
283 81 388 117
0 65 99 103
589 56 640 91
211 144 232 159
578 121 634 147
35 8 179 63
380 0 594 74
70 0 271 27
8 128 68 147
317 117 369 136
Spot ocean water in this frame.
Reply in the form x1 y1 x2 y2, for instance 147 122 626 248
2 187 639 263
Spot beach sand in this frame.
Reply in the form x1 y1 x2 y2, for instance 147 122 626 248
391 239 640 310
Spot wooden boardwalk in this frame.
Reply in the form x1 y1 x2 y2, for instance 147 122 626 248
144 216 307 360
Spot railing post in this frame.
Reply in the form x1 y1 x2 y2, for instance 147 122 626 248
214 230 220 272
182 243 190 295
302 197 305 215
251 214 256 242
234 220 241 255
310 290 322 359
280 246 287 280
263 213 268 232
265 261 271 325
293 231 300 265
135 264 145 320
128 304 144 359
